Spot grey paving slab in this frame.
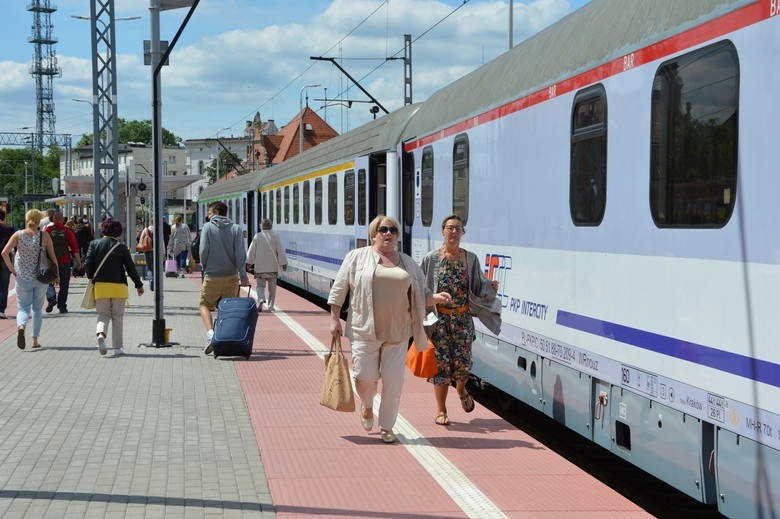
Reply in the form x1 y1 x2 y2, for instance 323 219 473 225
0 275 275 518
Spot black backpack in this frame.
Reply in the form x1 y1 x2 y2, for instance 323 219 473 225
50 227 69 259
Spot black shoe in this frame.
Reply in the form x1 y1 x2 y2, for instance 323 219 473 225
59 308 68 314
45 301 55 313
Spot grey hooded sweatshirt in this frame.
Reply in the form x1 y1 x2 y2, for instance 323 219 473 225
199 215 247 279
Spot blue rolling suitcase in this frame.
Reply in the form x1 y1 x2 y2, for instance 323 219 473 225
212 292 257 359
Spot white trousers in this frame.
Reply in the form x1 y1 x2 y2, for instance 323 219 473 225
350 337 407 431
256 273 278 308
95 298 125 349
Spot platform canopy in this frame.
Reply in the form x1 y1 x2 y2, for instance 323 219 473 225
62 174 204 197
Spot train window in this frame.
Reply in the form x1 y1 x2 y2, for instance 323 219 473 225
344 169 355 225
570 84 607 226
284 186 290 224
262 192 267 220
303 180 311 224
650 40 738 227
314 178 322 225
452 134 469 225
293 183 300 224
275 189 282 224
242 197 247 225
421 146 434 227
358 168 366 226
268 191 273 222
328 173 338 225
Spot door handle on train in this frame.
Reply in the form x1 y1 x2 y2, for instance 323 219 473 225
594 390 608 421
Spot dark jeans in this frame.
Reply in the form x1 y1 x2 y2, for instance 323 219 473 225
0 263 10 313
46 262 72 310
144 251 154 291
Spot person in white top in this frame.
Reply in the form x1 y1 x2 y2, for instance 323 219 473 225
246 219 287 312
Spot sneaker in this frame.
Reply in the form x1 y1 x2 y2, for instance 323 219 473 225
268 305 275 312
113 348 124 357
45 301 55 313
0 311 6 319
97 334 107 356
58 307 68 314
203 330 214 355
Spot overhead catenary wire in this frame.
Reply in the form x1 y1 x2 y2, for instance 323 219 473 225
221 0 470 134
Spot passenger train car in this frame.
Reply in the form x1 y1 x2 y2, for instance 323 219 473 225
198 1 779 515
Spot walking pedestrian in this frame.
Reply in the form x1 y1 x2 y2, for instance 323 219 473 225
199 201 249 354
0 209 59 349
420 215 501 426
44 210 81 314
167 215 192 277
246 218 287 312
328 215 451 443
0 209 14 319
84 218 144 357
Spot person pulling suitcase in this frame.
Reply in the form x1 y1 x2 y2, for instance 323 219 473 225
198 201 250 355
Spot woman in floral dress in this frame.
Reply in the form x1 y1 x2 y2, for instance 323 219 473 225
420 215 500 425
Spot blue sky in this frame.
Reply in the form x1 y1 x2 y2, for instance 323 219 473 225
1 0 591 144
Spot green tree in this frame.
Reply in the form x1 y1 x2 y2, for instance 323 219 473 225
76 118 181 147
205 150 242 184
0 147 61 228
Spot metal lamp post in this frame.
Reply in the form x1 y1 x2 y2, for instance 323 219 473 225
145 0 199 348
215 126 230 181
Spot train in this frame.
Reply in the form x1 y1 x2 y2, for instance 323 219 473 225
197 0 779 515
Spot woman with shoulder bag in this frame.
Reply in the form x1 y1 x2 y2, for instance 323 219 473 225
327 215 452 443
0 209 59 349
84 218 144 357
420 215 501 426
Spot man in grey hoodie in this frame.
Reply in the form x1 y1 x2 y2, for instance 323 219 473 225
199 201 249 354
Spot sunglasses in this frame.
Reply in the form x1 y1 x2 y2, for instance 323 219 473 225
377 225 399 235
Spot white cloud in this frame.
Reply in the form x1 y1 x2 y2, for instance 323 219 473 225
9 0 577 141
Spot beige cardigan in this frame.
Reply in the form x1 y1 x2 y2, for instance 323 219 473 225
328 246 429 349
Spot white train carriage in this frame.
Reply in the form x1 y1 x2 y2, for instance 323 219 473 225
199 0 779 515
396 0 779 516
255 104 420 299
197 172 261 249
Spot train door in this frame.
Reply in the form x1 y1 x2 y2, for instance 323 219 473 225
354 156 370 249
246 191 256 248
368 153 387 226
401 151 414 256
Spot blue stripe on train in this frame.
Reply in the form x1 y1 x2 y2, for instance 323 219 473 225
556 310 780 388
286 249 343 266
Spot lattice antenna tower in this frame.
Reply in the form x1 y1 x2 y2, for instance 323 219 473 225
28 0 61 153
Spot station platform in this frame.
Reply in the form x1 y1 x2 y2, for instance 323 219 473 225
0 273 652 518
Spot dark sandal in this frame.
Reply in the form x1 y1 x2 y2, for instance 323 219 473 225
460 392 475 413
435 412 449 425
17 328 25 350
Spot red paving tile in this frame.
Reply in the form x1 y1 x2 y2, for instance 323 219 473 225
232 287 652 518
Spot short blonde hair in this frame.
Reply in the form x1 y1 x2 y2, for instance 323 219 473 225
25 209 43 229
368 214 400 244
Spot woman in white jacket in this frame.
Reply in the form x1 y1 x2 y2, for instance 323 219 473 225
246 219 287 312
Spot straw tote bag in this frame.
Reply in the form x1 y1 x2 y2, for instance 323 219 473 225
319 336 355 412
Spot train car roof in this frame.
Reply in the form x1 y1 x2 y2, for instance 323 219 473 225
197 171 261 203
399 0 750 142
260 103 421 187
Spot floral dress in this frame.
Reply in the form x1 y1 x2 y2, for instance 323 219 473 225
430 253 475 386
